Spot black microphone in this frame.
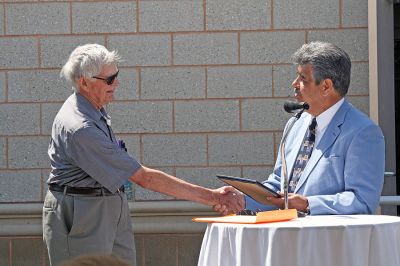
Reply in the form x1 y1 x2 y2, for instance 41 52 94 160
283 101 309 113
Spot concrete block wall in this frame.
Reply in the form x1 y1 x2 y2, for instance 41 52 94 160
0 0 369 204
0 0 370 265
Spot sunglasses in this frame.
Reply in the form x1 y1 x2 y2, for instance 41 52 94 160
92 70 119 85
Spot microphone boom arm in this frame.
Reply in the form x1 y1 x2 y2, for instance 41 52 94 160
280 109 304 209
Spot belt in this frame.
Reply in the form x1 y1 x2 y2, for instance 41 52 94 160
49 184 124 196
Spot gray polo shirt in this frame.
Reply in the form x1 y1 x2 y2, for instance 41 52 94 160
47 93 141 193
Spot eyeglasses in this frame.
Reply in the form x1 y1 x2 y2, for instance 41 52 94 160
92 70 119 85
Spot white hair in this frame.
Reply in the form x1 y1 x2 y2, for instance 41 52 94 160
60 44 121 92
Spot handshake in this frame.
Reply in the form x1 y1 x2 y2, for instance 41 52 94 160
210 186 308 215
212 186 246 216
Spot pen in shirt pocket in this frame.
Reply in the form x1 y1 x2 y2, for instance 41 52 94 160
117 140 127 152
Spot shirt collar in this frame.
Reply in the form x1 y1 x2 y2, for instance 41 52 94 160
99 108 112 126
74 92 105 123
314 98 345 131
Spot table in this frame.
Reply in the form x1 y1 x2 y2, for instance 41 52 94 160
198 215 400 266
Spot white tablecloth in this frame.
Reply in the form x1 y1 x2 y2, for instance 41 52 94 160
198 215 400 266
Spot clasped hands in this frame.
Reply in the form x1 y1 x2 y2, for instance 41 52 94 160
213 186 309 215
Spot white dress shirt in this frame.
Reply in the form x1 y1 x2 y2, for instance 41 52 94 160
313 98 344 146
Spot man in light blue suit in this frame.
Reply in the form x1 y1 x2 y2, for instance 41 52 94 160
217 42 385 215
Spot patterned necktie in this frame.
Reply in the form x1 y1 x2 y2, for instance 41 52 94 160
289 118 317 192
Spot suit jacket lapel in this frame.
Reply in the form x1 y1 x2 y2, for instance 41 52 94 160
294 100 351 193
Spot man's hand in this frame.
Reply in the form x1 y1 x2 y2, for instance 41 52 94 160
267 192 309 212
212 186 245 215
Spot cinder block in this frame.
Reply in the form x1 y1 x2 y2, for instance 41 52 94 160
308 29 368 61
243 166 275 182
176 167 241 188
207 66 272 98
0 104 40 135
175 100 239 132
273 65 297 97
107 101 172 133
208 133 275 165
8 136 49 168
0 5 3 36
135 186 173 201
72 2 136 34
347 96 369 115
206 0 270 30
342 0 368 27
6 3 69 34
139 1 203 32
274 0 339 29
113 134 141 163
348 62 368 95
0 138 5 168
40 36 105 68
41 103 64 135
240 31 305 64
109 35 171 66
8 70 71 102
114 68 139 100
11 238 45 266
143 134 207 166
0 72 5 102
144 236 177 266
174 33 237 65
141 67 205 99
178 235 204 266
134 167 174 200
0 38 38 69
242 99 292 131
0 170 41 201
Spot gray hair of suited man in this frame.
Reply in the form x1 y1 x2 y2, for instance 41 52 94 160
291 41 351 97
60 43 121 93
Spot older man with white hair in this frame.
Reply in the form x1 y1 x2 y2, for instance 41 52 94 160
43 44 243 266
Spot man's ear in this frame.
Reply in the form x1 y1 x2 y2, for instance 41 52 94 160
321 78 334 97
78 77 89 92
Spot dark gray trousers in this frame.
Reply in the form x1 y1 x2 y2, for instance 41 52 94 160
43 190 136 266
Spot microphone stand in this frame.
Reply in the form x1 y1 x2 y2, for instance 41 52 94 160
280 110 305 209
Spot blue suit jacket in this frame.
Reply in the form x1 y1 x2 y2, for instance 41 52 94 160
246 99 385 215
